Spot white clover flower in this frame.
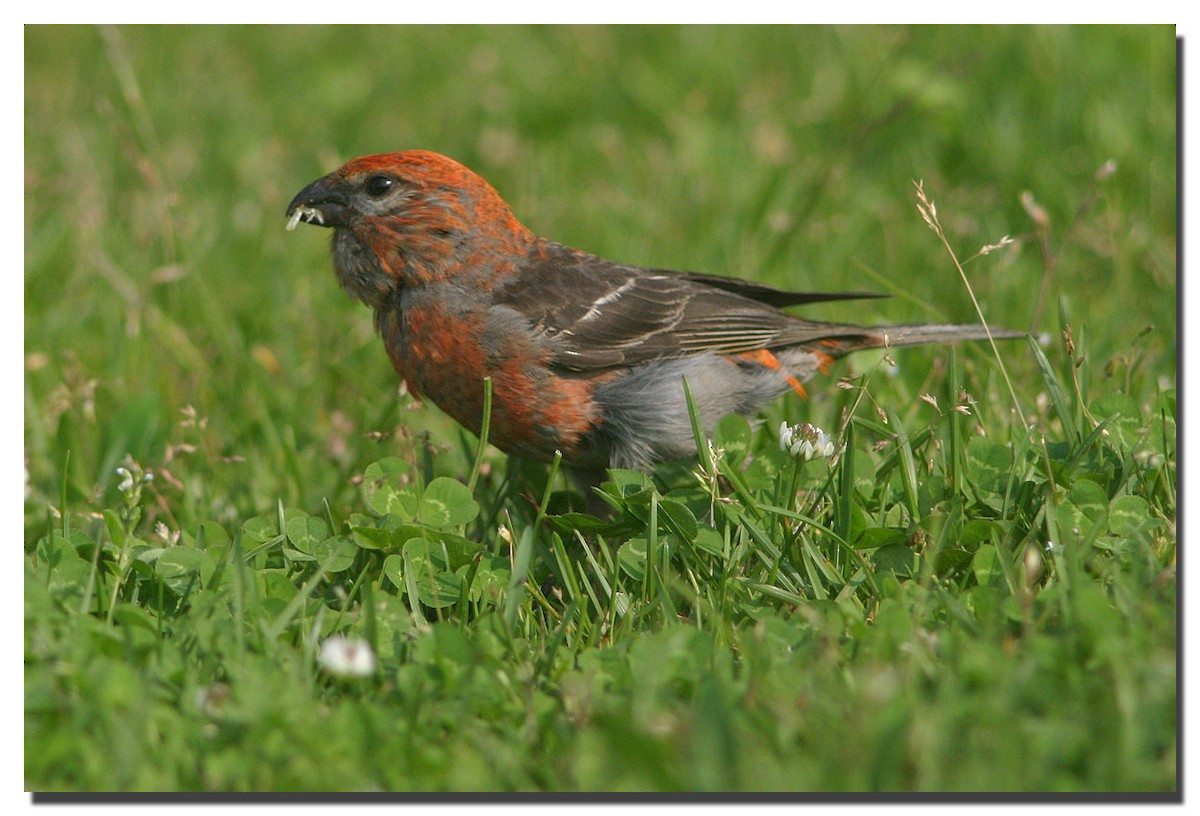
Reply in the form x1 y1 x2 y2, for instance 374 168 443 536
779 421 835 461
318 635 377 678
115 462 152 499
194 682 231 718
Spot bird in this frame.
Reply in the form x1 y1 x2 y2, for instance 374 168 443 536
287 150 1019 505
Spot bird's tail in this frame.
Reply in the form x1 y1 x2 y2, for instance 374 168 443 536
749 322 1022 400
813 323 1025 360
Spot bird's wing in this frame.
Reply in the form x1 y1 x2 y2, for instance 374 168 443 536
490 242 882 372
670 268 885 309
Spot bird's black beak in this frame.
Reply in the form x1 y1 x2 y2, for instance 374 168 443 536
286 174 347 231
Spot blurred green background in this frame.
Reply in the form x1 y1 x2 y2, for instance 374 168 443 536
25 22 1175 536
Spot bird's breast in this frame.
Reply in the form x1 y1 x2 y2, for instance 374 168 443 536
376 295 602 463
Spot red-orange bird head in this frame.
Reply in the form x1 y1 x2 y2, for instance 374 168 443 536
287 150 534 307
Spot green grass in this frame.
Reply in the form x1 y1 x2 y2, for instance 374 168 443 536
24 24 1176 793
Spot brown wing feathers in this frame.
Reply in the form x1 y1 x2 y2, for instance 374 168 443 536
493 241 1021 375
494 242 892 372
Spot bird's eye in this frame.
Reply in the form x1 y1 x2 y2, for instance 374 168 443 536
364 175 395 198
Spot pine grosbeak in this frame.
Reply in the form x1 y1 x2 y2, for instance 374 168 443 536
287 151 1018 496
